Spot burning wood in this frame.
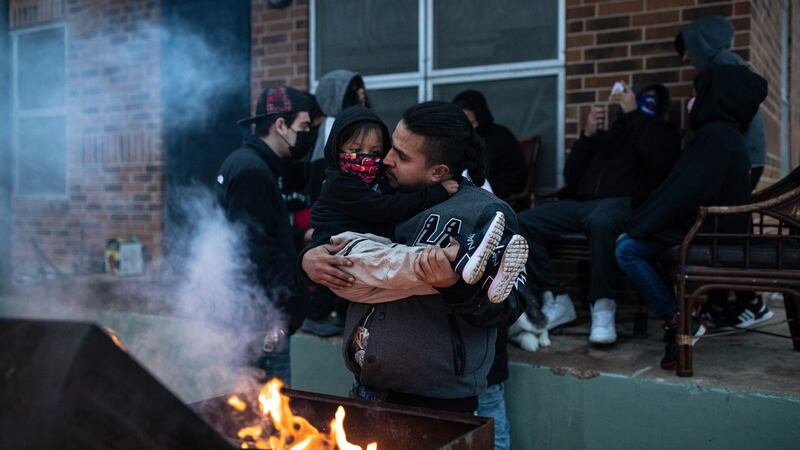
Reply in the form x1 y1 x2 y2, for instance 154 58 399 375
227 378 378 450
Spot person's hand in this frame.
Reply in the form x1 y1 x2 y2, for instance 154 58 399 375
584 106 605 137
440 180 459 195
413 246 459 288
303 228 314 245
301 242 354 289
610 81 637 114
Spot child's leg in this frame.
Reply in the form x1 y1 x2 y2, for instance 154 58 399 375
329 232 437 303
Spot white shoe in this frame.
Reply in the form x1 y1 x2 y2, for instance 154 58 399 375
590 298 617 344
541 291 577 330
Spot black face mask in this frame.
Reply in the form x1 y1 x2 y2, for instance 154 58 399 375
284 128 315 160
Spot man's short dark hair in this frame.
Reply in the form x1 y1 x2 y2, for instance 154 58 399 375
255 112 300 138
401 101 487 186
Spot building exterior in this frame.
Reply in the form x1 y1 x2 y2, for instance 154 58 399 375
1 0 798 278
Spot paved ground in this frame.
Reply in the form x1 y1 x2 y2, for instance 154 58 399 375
508 298 800 398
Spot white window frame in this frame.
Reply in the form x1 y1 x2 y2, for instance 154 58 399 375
11 22 69 199
310 0 566 188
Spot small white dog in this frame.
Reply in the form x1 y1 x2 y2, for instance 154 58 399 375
508 282 551 352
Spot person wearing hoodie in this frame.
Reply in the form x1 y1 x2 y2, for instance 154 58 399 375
675 15 773 330
517 81 681 344
302 70 369 337
615 64 768 370
216 85 314 384
453 90 527 202
309 106 529 305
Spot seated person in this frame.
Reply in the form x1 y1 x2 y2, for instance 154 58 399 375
310 106 529 304
615 65 767 370
517 82 681 343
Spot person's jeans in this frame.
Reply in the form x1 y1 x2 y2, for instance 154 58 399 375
614 235 676 320
254 336 291 385
517 197 632 303
477 383 511 450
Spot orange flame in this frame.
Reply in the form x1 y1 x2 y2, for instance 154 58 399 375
104 327 126 351
227 378 377 450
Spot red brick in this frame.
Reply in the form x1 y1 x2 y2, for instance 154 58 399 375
631 10 680 26
598 0 643 16
585 45 630 60
596 29 643 45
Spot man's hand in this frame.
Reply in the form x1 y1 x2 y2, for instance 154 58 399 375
610 81 637 114
584 105 605 137
413 246 459 288
440 180 459 195
301 241 354 290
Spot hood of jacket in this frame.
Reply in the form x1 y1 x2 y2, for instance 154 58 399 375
681 16 742 69
453 90 495 135
323 106 391 171
314 69 363 117
690 64 767 133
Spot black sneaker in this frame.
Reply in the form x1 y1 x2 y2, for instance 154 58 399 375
698 303 726 329
452 212 505 285
660 317 706 370
479 233 529 303
724 295 774 330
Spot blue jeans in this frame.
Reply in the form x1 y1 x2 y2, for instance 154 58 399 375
477 383 511 450
614 235 677 320
255 336 291 385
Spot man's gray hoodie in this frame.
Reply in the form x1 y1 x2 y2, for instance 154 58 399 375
679 16 766 168
311 69 363 161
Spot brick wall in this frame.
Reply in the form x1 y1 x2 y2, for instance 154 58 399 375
9 0 164 274
250 0 309 108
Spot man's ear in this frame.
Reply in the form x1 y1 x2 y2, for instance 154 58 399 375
429 164 451 183
273 117 287 134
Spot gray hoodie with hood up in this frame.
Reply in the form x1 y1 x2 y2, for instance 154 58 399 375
680 16 766 168
311 69 363 161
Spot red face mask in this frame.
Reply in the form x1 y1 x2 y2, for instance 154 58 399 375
338 152 383 184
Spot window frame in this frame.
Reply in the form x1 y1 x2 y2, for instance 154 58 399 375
310 0 566 188
11 22 69 199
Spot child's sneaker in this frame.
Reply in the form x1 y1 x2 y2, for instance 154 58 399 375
452 212 505 285
479 234 529 303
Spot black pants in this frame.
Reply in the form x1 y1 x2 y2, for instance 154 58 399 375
305 286 347 322
518 197 632 303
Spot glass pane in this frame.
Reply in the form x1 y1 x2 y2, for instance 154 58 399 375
315 0 418 76
16 28 66 110
433 76 559 189
16 115 67 195
434 0 559 69
368 86 419 133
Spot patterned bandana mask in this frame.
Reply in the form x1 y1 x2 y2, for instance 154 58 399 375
338 152 383 184
637 94 658 117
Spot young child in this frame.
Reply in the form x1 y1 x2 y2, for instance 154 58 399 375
309 106 528 304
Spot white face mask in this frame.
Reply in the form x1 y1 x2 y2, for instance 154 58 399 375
687 96 696 114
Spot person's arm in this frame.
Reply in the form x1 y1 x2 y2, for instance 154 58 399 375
563 135 598 188
487 128 527 199
331 176 451 224
627 133 729 239
622 112 682 173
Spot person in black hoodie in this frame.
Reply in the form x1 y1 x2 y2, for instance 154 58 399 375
453 90 527 202
517 82 681 344
309 106 529 305
615 64 767 370
216 85 314 385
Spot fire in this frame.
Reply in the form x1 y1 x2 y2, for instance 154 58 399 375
104 327 126 351
227 378 377 450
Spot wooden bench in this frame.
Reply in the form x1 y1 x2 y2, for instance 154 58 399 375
667 166 800 377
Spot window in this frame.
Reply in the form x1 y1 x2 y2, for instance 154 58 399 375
311 0 565 189
12 24 67 197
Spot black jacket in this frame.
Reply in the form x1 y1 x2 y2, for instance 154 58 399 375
627 65 768 247
216 135 307 334
453 90 527 201
564 84 681 208
310 107 450 247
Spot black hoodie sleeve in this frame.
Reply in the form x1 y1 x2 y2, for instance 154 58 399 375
620 111 681 173
563 133 600 187
330 176 451 225
627 131 730 239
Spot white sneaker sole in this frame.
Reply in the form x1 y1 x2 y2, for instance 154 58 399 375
462 212 505 285
486 235 529 303
546 307 577 330
589 330 617 344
